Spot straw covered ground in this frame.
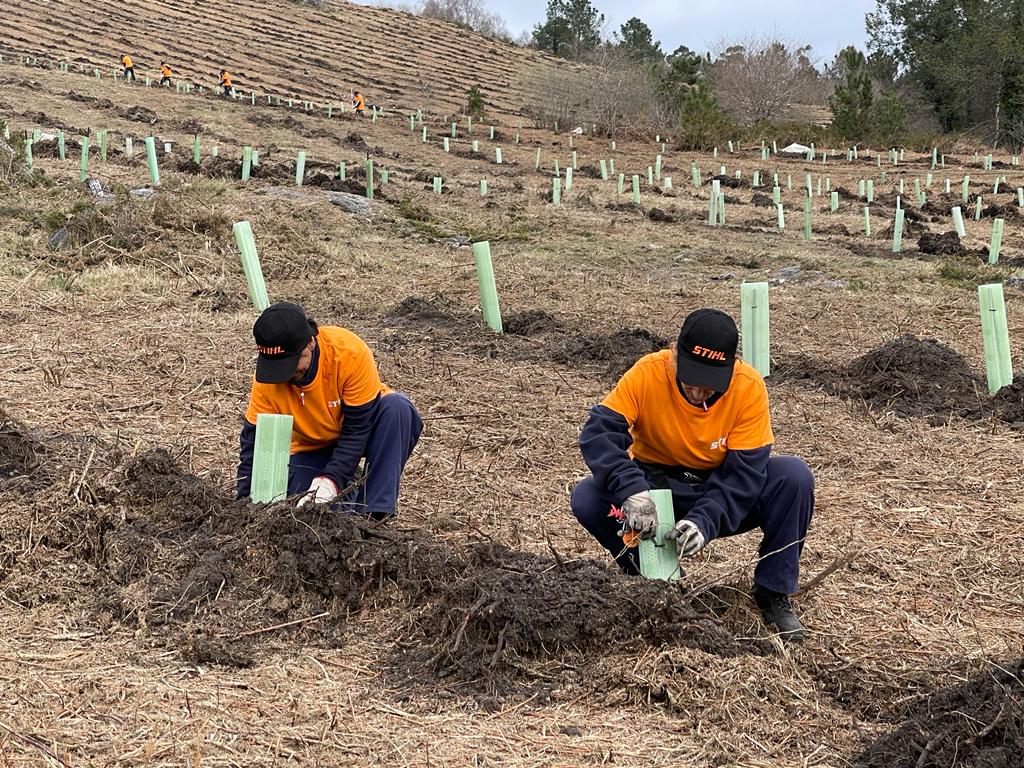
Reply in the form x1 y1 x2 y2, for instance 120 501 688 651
0 55 1022 767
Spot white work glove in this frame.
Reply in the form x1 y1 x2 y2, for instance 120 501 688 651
621 491 658 538
666 519 706 557
296 476 339 508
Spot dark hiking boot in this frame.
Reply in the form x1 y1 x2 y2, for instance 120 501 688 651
752 585 806 643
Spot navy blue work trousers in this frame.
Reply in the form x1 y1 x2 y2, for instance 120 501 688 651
571 455 814 594
288 393 422 516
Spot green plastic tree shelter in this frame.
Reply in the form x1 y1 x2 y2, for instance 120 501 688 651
57 131 65 160
295 151 306 186
251 414 293 503
242 146 252 181
803 198 812 241
740 282 770 377
892 209 905 252
638 489 680 581
495 148 502 164
98 130 108 161
989 218 1005 264
777 204 785 230
599 159 608 180
664 177 673 190
864 207 871 237
79 135 90 181
975 196 983 221
565 167 573 192
472 241 502 333
480 179 488 196
631 175 641 205
233 220 270 312
366 160 374 200
616 173 624 195
552 176 561 205
144 136 160 185
23 140 32 170
433 176 442 195
830 191 839 212
125 136 133 161
978 283 1013 394
339 161 346 180
443 137 450 153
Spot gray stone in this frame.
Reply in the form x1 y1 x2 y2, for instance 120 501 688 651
710 272 734 281
1005 276 1024 291
775 265 802 279
327 191 372 216
47 227 70 251
130 187 157 199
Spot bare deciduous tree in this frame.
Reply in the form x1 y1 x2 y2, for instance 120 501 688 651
708 35 827 124
520 47 662 137
420 0 509 39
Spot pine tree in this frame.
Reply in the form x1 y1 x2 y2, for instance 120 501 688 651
677 83 733 150
829 46 874 142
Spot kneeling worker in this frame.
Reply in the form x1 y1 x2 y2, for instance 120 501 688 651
571 308 814 641
237 302 423 516
160 62 173 86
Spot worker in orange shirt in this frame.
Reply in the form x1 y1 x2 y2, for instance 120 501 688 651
219 69 232 97
571 308 814 642
236 302 422 518
352 90 366 116
121 54 136 81
160 62 173 87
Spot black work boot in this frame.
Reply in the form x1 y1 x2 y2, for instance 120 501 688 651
752 584 806 643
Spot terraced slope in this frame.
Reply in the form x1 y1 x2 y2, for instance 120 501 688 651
1 0 561 119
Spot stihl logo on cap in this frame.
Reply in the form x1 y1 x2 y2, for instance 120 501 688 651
691 345 727 361
258 344 285 355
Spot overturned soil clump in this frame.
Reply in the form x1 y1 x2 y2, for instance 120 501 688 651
502 309 560 336
858 658 1024 767
917 230 964 256
845 335 980 418
6 447 755 686
554 328 668 379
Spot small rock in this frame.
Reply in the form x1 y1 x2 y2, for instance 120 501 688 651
327 191 371 216
47 227 70 251
1005 276 1024 290
85 178 115 202
775 265 802 279
768 278 786 287
710 273 734 281
433 235 470 247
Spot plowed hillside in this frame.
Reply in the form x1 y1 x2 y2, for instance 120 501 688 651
1 0 557 118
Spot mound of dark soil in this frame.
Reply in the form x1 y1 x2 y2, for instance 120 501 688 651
845 335 980 417
983 202 1023 220
577 164 601 178
648 207 675 222
917 230 963 255
858 659 1024 767
502 309 560 336
180 118 203 134
123 105 157 123
993 377 1024 426
710 174 742 188
0 407 41 478
344 132 369 152
554 328 668 378
751 193 775 208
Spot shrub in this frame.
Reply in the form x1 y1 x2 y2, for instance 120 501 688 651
675 83 734 150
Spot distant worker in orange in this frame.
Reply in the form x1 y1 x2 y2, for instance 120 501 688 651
121 55 136 81
220 69 232 97
160 62 173 87
352 90 366 116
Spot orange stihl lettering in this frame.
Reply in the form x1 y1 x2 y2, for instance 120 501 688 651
692 346 726 361
258 345 285 354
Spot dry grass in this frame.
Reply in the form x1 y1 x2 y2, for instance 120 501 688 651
0 57 1022 767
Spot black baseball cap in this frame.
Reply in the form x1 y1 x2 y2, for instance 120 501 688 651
676 308 738 392
253 302 314 383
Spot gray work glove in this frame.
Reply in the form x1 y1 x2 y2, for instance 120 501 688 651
621 491 658 538
666 519 706 557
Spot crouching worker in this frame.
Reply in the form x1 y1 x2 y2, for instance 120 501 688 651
571 308 814 642
236 302 423 517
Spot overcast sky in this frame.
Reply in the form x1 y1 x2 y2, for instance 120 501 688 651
357 0 878 64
